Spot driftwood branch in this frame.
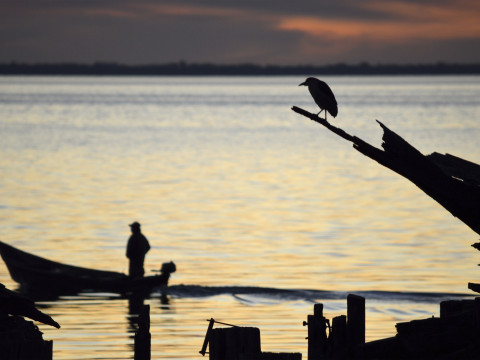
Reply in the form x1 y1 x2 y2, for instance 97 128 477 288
292 106 480 236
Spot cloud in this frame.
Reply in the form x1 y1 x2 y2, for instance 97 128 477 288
1 0 479 64
276 1 480 42
80 3 247 19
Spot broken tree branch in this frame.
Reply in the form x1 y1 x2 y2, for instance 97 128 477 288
292 106 480 236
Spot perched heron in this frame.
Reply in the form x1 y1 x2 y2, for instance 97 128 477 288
299 77 338 120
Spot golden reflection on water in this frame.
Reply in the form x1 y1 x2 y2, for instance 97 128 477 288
1 140 478 356
1 76 479 358
32 293 455 360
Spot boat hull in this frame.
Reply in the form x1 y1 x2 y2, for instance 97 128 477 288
0 241 173 295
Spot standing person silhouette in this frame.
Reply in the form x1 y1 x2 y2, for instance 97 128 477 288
126 222 150 278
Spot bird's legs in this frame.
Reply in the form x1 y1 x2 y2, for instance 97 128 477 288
316 109 327 120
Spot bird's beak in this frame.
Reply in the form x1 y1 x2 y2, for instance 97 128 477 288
299 81 306 86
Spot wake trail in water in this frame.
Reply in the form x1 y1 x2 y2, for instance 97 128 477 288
165 284 473 303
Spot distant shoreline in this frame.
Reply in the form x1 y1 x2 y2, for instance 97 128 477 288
1 62 480 76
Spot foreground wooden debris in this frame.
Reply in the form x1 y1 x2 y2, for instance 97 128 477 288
0 315 53 360
304 294 365 359
469 242 480 294
200 318 302 359
304 295 480 360
199 294 479 359
0 284 58 360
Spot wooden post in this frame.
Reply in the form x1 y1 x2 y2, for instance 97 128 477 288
313 303 323 318
209 327 261 360
134 304 151 360
347 294 365 348
331 315 347 358
200 318 215 356
305 303 328 360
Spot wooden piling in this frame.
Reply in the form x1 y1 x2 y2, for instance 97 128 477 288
314 303 323 317
209 326 261 360
331 315 347 358
305 303 328 360
347 294 365 347
200 318 215 356
134 304 151 360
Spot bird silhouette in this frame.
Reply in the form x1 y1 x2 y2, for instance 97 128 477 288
299 77 338 120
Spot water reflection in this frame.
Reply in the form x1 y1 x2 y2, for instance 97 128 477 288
1 75 479 359
127 292 171 330
30 286 472 359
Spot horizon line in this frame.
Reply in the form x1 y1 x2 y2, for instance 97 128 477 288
1 61 480 76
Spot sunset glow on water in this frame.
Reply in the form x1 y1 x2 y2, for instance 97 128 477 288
1 75 479 359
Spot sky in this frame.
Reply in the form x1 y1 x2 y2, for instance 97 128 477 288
1 0 480 65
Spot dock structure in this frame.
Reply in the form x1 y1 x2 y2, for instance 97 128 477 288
0 315 53 360
304 294 365 359
304 294 480 359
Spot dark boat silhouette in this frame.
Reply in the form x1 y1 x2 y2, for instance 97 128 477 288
0 241 175 295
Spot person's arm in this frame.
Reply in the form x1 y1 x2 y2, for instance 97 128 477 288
144 235 151 253
126 237 132 258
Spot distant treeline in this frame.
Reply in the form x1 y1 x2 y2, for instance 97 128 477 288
1 62 480 76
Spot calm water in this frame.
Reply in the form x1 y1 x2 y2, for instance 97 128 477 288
0 75 479 359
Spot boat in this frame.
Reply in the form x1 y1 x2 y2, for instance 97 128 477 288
0 241 175 295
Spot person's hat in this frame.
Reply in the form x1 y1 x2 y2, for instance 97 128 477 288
129 222 141 228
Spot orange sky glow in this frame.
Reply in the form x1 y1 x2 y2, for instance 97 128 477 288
1 0 480 64
278 2 480 42
80 1 480 43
